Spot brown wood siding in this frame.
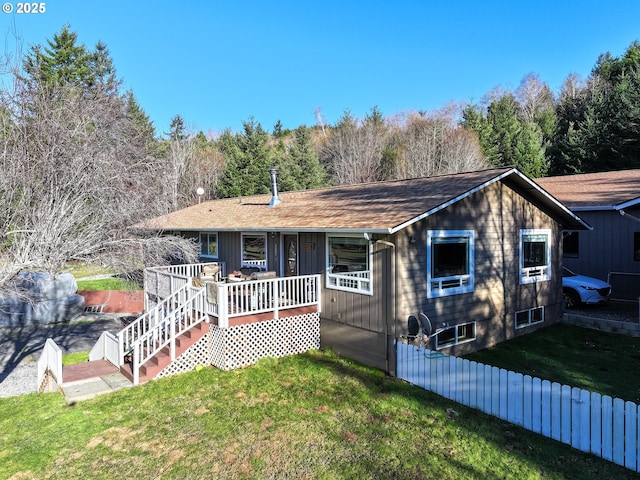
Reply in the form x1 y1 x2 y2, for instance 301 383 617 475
217 232 241 272
320 234 392 335
320 318 388 371
309 232 394 372
298 232 324 275
395 181 564 355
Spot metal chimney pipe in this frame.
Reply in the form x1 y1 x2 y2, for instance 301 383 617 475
269 167 281 206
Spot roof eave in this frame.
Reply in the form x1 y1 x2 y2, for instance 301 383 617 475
507 170 593 231
134 226 393 235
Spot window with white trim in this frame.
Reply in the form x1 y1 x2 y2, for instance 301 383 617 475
199 233 218 258
241 234 267 269
427 230 474 298
515 306 544 329
520 229 551 283
435 322 476 349
327 235 372 295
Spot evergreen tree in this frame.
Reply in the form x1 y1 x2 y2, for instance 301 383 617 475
125 91 156 144
88 41 118 94
168 114 188 141
23 25 96 90
216 118 273 198
272 119 284 138
463 94 548 177
282 125 329 190
550 41 640 174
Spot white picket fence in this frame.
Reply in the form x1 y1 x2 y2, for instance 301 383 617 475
396 342 640 473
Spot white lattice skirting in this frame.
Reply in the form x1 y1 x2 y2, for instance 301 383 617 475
210 312 320 371
155 312 320 378
155 331 213 380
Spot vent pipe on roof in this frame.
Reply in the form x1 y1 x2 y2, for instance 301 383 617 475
269 168 282 206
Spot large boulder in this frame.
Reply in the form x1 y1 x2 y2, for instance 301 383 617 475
0 272 85 327
13 271 78 301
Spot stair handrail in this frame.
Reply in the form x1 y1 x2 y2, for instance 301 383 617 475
131 286 208 384
117 283 192 366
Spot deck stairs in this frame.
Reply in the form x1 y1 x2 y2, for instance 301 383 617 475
70 282 211 386
38 285 209 402
119 320 209 384
116 283 209 384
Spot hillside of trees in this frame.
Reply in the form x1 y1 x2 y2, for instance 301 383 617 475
1 25 639 283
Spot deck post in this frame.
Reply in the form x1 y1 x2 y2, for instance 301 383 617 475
133 344 139 385
170 312 176 361
273 280 280 320
218 283 229 328
117 331 124 367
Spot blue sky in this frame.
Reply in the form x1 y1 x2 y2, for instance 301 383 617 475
3 1 639 137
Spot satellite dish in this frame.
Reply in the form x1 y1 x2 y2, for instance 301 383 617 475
418 312 432 338
196 187 205 196
407 316 419 340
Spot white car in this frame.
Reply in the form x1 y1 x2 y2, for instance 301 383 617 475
562 267 612 308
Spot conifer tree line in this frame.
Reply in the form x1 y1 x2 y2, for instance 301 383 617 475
1 25 639 282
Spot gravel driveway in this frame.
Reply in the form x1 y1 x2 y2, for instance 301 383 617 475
570 299 639 323
0 314 125 398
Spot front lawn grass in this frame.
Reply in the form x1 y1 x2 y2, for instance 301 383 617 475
0 349 635 479
76 277 141 291
64 262 114 279
62 350 89 366
464 324 640 404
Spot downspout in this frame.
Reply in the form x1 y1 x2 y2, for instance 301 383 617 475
390 239 397 376
376 238 396 376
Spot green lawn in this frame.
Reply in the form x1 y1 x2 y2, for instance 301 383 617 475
464 324 640 404
0 350 635 479
62 350 90 366
76 277 141 291
64 262 114 279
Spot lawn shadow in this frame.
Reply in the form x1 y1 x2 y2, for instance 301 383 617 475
0 315 124 385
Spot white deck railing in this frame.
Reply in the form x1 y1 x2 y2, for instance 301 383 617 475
206 274 321 328
118 283 194 366
131 286 207 384
114 264 322 384
327 270 370 293
144 262 226 305
145 263 321 329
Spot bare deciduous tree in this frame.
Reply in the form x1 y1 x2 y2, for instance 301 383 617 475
172 136 225 207
392 110 487 180
0 66 197 290
515 73 555 122
320 109 389 185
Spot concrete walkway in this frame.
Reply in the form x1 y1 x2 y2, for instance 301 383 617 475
60 359 132 404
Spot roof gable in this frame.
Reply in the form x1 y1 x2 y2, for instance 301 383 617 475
138 167 589 233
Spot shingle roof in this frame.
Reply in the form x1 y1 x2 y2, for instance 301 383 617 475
137 167 589 233
536 169 640 210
